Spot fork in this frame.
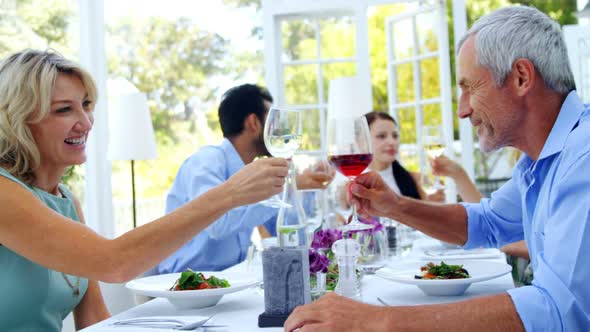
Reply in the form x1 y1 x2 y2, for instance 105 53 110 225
113 314 216 330
377 297 391 306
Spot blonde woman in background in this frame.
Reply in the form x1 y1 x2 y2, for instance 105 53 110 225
0 49 288 331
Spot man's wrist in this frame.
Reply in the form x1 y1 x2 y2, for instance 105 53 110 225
388 193 407 220
209 182 238 211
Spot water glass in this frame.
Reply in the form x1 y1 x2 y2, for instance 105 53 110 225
397 223 414 255
381 218 414 258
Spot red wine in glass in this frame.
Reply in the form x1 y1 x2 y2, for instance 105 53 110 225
327 116 373 232
329 153 373 178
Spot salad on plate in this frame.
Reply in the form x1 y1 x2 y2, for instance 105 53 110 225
414 262 470 280
170 269 230 291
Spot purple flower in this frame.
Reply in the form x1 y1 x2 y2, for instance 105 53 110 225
346 216 383 236
361 216 384 233
311 229 343 250
308 249 330 273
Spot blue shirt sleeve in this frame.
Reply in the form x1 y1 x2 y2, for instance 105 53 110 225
462 177 524 249
507 150 590 331
166 147 277 241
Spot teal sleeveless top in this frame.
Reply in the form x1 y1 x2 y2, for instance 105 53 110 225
0 168 89 331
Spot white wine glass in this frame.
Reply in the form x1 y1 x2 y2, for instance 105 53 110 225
327 116 373 233
421 125 445 194
260 107 302 208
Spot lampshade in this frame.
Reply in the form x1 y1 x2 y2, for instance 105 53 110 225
107 92 157 161
327 76 368 120
327 76 368 143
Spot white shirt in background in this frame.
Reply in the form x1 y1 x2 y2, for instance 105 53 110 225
376 164 401 195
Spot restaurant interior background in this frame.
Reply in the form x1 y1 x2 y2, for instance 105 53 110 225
1 0 589 330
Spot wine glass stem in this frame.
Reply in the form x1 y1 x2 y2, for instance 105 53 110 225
280 162 296 200
348 176 359 225
434 175 443 189
351 204 358 224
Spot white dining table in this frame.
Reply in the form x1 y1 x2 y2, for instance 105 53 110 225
81 238 515 332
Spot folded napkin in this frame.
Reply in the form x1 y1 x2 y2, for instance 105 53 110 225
112 315 211 330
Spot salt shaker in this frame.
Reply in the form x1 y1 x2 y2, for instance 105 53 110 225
331 238 361 301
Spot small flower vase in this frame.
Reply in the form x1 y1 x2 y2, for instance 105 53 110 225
308 248 330 300
310 272 326 301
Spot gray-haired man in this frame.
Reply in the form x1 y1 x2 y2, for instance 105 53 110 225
285 6 588 331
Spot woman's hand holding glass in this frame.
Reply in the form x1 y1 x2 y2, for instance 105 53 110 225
425 188 445 202
225 157 289 206
423 154 460 202
431 154 463 178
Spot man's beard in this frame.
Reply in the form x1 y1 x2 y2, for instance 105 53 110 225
255 131 271 157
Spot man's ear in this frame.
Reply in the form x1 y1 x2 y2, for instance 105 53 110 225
511 58 536 96
244 113 262 133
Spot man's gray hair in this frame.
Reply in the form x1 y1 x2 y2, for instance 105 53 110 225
458 6 575 94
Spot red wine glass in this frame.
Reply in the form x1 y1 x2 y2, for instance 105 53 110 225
327 116 373 232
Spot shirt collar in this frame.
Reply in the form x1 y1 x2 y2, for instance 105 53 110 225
516 91 584 172
221 138 245 176
537 90 584 160
377 164 393 175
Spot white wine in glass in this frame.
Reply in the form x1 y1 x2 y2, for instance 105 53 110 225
266 134 302 159
260 107 302 208
422 125 445 193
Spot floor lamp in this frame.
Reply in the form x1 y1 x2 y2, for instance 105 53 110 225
108 92 157 228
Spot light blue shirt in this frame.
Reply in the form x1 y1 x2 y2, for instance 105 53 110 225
154 139 278 273
462 91 590 331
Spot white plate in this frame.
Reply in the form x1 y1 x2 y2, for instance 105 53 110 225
126 271 260 309
420 248 503 260
375 260 512 296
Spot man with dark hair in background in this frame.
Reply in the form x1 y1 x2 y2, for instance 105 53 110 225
153 84 330 273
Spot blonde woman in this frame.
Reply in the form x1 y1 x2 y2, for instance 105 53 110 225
0 49 288 331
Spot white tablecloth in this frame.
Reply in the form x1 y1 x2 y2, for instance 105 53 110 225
81 239 515 331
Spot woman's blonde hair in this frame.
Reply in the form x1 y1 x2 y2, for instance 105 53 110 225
0 49 97 183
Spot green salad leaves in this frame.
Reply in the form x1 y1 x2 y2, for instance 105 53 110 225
170 269 231 291
415 261 470 280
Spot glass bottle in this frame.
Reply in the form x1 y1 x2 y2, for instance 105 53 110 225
276 164 308 248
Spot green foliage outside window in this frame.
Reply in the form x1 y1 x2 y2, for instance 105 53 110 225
0 0 579 197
